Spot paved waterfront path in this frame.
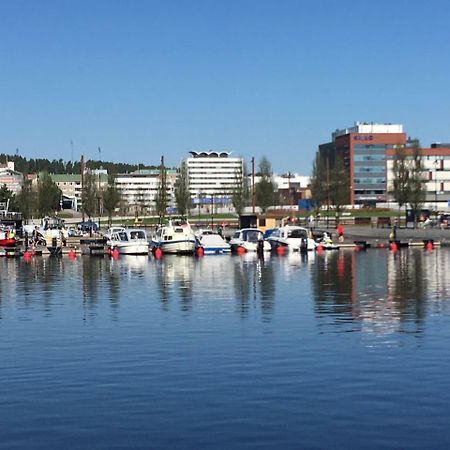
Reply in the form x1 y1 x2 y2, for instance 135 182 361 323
322 225 450 245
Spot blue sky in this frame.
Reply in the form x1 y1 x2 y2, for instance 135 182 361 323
0 0 449 173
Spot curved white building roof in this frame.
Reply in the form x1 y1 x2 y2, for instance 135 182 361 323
189 151 231 158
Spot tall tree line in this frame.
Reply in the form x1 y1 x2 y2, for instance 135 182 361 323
0 153 161 175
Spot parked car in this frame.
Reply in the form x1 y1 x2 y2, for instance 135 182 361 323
78 220 99 233
67 226 81 237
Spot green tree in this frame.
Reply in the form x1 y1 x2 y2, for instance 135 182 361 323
232 162 249 216
0 184 18 210
102 175 121 226
407 143 426 227
255 156 276 213
174 161 191 217
16 178 36 223
329 156 349 217
310 153 328 212
81 171 98 219
37 172 62 217
390 144 410 221
155 157 168 222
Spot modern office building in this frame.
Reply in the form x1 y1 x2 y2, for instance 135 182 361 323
185 151 244 208
386 143 450 208
319 122 406 205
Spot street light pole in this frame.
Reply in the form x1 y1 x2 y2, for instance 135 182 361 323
434 159 438 216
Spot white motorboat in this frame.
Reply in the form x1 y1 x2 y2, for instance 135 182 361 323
152 219 196 255
107 228 149 255
195 229 231 255
229 228 271 253
104 226 126 240
266 225 316 252
315 231 340 250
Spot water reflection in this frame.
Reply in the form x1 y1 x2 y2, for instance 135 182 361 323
2 249 450 333
311 248 450 337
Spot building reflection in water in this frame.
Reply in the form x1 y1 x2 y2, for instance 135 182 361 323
3 248 450 330
311 248 450 337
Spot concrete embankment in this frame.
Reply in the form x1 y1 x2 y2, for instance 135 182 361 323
324 225 450 248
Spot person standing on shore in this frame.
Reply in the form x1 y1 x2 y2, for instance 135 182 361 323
337 223 344 243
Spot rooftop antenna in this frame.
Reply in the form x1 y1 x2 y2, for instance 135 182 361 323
70 140 74 165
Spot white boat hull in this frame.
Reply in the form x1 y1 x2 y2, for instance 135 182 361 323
268 237 315 251
160 239 196 254
231 240 271 252
111 242 149 255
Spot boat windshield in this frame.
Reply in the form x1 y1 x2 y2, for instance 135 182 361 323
242 230 261 243
116 231 128 242
288 229 307 239
130 230 146 240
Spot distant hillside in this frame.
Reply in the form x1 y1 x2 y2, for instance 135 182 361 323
0 154 163 174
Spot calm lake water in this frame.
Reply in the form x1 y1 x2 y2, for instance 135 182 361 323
1 249 450 449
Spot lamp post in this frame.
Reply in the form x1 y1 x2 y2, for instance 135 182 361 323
434 159 438 216
211 193 214 229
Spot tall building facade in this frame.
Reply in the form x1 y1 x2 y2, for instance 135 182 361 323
319 122 406 205
185 151 244 207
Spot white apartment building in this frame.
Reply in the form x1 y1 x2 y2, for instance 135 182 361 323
185 151 244 206
115 169 177 213
0 162 23 194
386 143 450 208
50 173 108 211
252 173 310 190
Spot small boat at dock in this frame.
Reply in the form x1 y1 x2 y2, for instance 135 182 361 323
195 229 231 254
266 225 315 252
229 228 271 253
107 229 149 255
151 219 196 255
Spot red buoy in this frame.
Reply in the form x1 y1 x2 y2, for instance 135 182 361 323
390 241 398 252
69 248 76 259
236 246 246 255
196 247 204 257
154 247 162 259
276 245 285 256
23 250 31 261
316 243 324 253
112 248 119 259
426 241 433 251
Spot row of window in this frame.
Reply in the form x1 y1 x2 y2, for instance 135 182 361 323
353 144 388 151
354 166 385 173
353 154 385 162
354 178 386 184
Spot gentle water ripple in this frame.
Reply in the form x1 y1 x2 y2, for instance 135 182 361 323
1 249 450 448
